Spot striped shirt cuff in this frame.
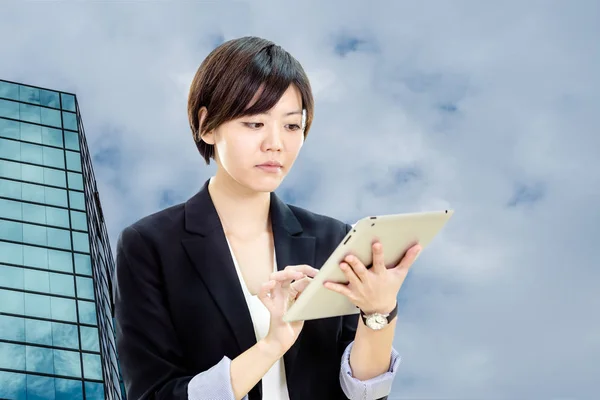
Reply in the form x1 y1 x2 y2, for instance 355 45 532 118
339 341 402 400
188 356 246 400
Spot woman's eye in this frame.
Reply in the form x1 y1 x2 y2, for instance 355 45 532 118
286 124 301 131
244 122 263 129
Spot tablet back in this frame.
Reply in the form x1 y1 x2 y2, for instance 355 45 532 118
283 209 454 322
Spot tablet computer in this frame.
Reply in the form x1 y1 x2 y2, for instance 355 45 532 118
283 209 454 322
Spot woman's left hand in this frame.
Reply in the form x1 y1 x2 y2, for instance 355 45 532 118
323 242 422 314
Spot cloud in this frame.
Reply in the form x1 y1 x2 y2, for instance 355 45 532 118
507 181 545 207
332 33 379 57
1 1 598 398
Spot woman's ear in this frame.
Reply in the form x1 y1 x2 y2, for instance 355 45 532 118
197 107 215 145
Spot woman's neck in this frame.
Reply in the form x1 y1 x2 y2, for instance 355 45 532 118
208 171 272 239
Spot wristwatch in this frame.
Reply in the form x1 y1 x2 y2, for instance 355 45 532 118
360 302 398 330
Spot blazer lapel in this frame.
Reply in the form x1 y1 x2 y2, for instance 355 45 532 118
181 180 257 355
269 193 316 380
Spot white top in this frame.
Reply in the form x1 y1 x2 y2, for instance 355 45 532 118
225 239 290 400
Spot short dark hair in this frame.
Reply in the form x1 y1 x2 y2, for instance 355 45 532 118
187 36 315 164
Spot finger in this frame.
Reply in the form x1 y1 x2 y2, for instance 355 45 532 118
339 262 361 287
393 244 422 274
270 269 305 286
287 278 311 310
285 264 319 278
323 281 355 299
371 241 386 274
258 280 277 309
343 254 368 281
290 276 312 297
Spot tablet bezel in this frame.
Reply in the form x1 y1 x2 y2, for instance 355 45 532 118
283 209 454 322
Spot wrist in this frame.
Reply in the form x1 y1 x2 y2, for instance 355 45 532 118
258 337 286 360
380 300 398 315
362 300 398 315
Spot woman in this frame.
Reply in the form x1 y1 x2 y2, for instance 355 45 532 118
114 36 421 400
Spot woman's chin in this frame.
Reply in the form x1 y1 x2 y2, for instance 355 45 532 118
250 179 284 193
243 174 286 193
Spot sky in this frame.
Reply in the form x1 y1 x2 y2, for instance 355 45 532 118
1 0 599 398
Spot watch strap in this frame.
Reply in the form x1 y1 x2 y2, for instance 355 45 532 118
360 301 398 325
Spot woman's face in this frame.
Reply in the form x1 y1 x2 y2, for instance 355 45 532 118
203 84 306 193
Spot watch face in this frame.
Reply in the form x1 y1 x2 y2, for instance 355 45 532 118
366 314 387 330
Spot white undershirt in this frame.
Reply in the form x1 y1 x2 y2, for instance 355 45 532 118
225 239 290 400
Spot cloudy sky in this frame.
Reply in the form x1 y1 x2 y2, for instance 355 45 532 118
2 0 598 398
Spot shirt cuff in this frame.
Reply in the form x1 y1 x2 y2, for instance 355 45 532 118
339 341 402 400
188 356 247 400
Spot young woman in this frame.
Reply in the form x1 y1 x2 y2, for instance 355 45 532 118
114 36 421 400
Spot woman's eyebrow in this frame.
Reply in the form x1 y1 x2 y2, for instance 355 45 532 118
261 110 303 116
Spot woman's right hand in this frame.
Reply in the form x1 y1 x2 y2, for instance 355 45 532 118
257 264 318 355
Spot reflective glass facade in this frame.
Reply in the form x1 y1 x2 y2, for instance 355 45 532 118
0 79 125 400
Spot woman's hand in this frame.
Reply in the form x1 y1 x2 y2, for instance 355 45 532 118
258 264 318 355
324 242 422 314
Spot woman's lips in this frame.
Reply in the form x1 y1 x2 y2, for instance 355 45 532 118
256 161 283 173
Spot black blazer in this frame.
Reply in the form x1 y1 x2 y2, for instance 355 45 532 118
114 179 359 400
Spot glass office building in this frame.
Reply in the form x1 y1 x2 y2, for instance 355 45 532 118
0 79 125 399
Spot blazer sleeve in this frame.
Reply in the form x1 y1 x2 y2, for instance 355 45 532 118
113 225 237 400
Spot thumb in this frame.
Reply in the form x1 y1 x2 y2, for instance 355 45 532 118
290 276 312 298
